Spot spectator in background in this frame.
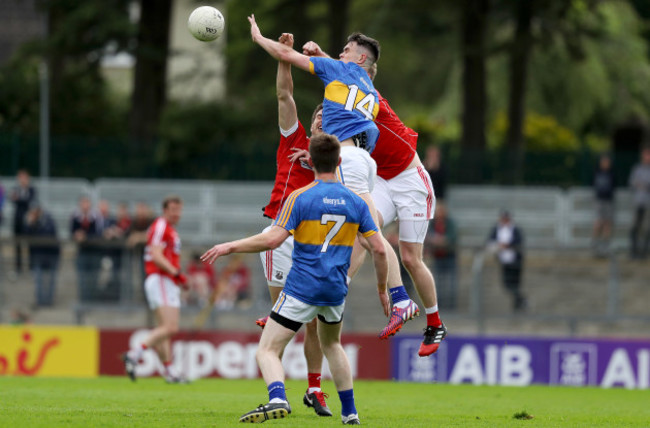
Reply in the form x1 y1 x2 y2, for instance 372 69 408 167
214 255 251 309
185 251 217 306
96 200 122 301
628 146 650 259
24 203 60 307
97 200 118 239
71 195 100 301
115 202 132 236
592 153 616 257
424 145 447 201
425 202 458 310
487 210 526 311
10 169 37 273
126 202 155 285
0 183 5 228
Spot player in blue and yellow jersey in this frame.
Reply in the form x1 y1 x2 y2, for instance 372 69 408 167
201 134 389 425
248 15 380 215
308 49 379 153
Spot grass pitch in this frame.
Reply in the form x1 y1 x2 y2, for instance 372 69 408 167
1 376 648 427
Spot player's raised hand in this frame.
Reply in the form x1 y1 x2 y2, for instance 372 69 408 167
248 14 261 42
378 289 390 317
288 148 309 164
201 243 231 264
278 33 294 48
302 41 327 57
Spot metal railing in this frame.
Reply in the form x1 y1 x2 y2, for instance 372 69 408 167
467 246 650 336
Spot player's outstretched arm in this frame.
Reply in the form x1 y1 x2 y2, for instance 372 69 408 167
366 232 390 317
201 226 290 264
277 33 298 131
248 14 311 71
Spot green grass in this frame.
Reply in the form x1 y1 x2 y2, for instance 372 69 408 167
1 377 648 427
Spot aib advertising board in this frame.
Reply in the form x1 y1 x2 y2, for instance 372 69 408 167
391 335 650 389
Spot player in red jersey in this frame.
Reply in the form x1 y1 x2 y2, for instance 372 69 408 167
301 45 446 357
256 33 332 417
122 195 189 383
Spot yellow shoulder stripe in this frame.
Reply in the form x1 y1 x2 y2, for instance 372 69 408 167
276 182 318 228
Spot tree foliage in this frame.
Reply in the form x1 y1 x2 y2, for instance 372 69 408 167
1 0 650 184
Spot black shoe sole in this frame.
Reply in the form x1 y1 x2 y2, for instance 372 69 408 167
239 407 288 423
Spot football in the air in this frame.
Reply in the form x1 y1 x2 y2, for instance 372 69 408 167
188 6 225 42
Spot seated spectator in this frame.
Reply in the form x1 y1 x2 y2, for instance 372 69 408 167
184 252 218 306
24 203 60 307
214 255 251 309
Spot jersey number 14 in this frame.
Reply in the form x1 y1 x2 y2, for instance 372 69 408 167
344 85 375 120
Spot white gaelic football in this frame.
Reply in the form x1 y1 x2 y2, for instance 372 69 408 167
188 6 225 42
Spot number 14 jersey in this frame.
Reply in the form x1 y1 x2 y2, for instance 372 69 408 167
309 57 379 152
274 180 378 306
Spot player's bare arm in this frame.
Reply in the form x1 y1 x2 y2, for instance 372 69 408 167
201 226 290 264
276 33 298 131
366 232 390 316
248 14 311 71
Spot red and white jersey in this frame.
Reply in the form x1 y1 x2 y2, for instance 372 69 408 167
371 90 419 180
144 217 181 279
263 121 314 220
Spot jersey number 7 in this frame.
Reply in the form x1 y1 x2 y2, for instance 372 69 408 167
320 214 346 253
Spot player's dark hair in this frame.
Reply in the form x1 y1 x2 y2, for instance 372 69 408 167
309 133 340 174
311 103 323 126
346 32 380 65
162 195 183 209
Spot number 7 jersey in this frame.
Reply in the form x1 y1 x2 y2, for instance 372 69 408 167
273 180 378 306
309 57 379 152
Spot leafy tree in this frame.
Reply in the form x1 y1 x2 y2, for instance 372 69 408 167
460 0 489 182
129 0 172 145
43 0 133 136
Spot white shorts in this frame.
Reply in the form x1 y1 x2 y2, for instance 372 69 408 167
144 273 181 310
272 290 345 324
372 166 436 243
338 146 377 194
260 225 294 287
